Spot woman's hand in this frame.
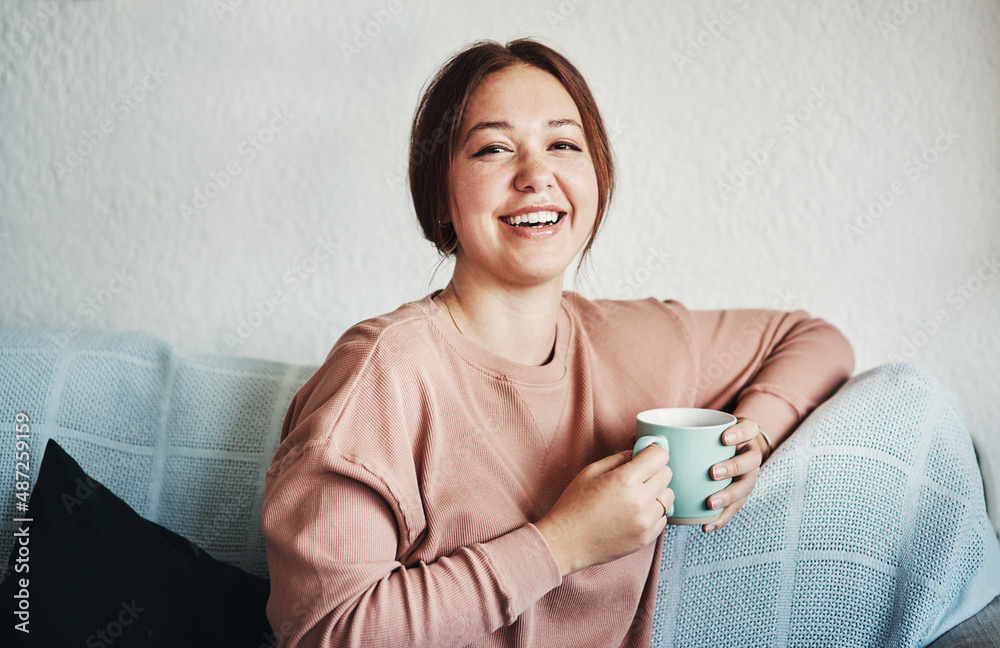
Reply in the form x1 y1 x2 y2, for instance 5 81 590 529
534 445 673 577
703 417 767 533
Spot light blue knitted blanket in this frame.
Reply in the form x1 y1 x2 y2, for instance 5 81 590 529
0 327 316 579
0 329 996 645
650 362 1000 647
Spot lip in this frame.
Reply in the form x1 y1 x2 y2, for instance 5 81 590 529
500 210 567 240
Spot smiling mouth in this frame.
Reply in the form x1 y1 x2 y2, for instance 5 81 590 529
501 211 566 228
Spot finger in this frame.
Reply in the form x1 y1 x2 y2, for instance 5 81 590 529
709 445 762 480
704 499 742 532
721 418 759 446
650 509 669 537
585 449 633 477
705 475 756 531
706 470 758 513
648 488 674 524
642 464 673 493
658 487 675 514
625 443 670 478
703 479 754 532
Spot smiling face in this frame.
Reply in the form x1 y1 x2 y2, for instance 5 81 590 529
446 64 600 291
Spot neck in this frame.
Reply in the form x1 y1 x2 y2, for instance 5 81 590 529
437 264 564 367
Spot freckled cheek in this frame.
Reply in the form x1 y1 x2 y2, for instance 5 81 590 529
448 173 510 237
559 165 599 219
450 173 482 213
455 168 508 210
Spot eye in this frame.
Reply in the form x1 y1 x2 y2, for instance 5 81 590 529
471 145 510 157
551 141 582 152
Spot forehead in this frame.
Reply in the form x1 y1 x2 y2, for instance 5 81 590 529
461 64 581 130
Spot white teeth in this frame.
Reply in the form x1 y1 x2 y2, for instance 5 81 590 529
504 211 561 226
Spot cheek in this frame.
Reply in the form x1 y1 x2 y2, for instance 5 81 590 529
447 170 500 244
568 163 600 220
452 167 503 214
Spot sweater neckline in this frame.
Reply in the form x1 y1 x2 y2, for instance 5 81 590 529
418 292 571 386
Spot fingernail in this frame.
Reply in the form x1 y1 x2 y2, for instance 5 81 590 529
713 465 728 479
724 432 736 444
704 524 716 532
709 496 723 510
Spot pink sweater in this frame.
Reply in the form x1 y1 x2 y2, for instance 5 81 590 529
262 294 854 647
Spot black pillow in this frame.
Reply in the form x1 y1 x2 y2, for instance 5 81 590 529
1 438 272 647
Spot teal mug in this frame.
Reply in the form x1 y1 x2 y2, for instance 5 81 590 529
632 408 738 525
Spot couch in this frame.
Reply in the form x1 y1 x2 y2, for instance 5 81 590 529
1 327 997 647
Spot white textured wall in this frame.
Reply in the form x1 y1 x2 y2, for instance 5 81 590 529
1 0 998 531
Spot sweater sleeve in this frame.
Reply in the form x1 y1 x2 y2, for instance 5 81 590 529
262 449 561 647
669 303 855 443
261 325 562 647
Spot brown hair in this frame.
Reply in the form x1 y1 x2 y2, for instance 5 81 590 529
408 38 615 264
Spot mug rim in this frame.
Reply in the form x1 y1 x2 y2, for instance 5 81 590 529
636 407 736 429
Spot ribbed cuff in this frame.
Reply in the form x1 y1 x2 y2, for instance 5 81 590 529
732 391 801 447
479 524 562 624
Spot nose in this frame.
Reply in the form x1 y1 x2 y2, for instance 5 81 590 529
513 150 554 192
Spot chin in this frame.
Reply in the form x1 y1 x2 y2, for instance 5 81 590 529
505 265 571 289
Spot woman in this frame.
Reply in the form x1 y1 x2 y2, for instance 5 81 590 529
262 39 854 647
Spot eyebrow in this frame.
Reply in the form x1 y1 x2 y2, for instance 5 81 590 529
462 118 584 145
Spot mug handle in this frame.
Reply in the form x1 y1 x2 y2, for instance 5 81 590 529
632 434 668 459
632 436 674 517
